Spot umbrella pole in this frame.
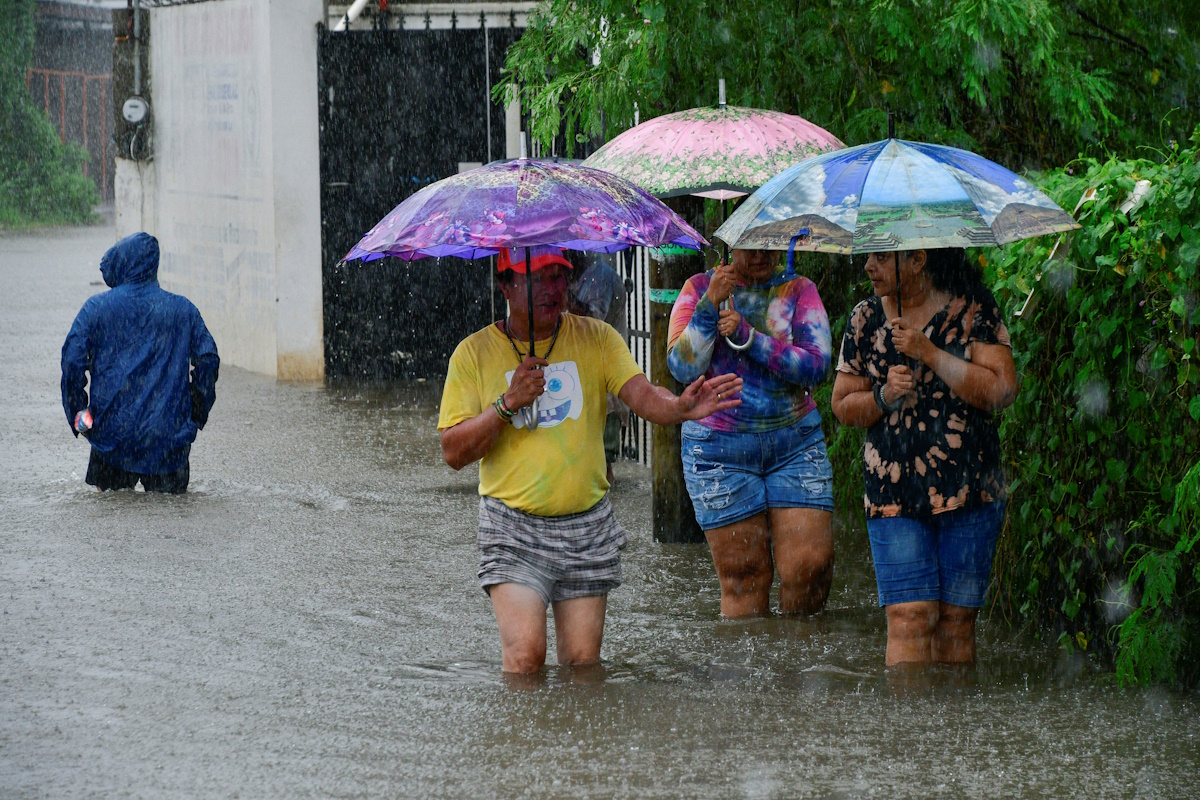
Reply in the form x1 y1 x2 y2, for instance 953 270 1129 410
523 245 539 430
894 251 903 318
722 200 729 264
525 246 535 358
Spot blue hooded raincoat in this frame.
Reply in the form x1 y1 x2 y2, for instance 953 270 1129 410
61 232 219 475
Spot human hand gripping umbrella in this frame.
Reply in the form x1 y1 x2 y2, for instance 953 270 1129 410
344 157 715 429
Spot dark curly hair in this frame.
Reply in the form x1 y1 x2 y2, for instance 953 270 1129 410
921 248 983 296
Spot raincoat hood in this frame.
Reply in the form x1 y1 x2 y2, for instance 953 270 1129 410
100 232 159 288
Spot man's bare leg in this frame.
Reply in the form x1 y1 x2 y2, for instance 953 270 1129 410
551 595 607 666
490 583 548 674
769 507 835 614
705 513 773 618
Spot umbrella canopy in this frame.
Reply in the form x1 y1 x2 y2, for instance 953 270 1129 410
345 158 706 263
582 105 844 201
344 158 707 429
714 138 1080 254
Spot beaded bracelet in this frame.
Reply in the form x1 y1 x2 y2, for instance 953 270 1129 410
493 394 516 422
874 382 902 413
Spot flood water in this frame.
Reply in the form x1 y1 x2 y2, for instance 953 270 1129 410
2 226 1198 798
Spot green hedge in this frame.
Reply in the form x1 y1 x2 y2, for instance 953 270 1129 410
982 127 1200 685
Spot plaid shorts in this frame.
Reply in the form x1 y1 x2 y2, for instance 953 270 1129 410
478 495 627 605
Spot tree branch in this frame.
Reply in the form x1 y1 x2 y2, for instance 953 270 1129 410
1065 2 1151 57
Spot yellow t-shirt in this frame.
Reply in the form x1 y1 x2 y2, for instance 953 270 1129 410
438 314 643 517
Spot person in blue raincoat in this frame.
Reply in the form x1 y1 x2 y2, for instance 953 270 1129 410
61 232 219 494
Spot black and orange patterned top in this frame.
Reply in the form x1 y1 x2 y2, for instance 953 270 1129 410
836 288 1011 519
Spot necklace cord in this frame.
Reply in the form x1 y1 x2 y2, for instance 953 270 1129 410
502 315 562 364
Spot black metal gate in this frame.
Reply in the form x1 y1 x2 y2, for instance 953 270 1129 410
318 21 519 381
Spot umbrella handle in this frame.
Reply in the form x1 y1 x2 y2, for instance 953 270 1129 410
522 245 539 430
517 398 540 430
785 230 809 279
721 299 753 351
719 230 809 350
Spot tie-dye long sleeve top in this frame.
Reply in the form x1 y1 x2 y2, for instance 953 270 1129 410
667 266 832 432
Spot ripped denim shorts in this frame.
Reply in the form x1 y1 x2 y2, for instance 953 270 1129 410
680 408 834 531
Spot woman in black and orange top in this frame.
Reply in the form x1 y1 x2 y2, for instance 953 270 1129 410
831 248 1017 666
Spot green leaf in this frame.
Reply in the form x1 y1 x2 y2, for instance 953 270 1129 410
1190 395 1200 422
1180 242 1200 266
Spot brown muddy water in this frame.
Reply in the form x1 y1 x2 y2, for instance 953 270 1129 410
2 227 1197 798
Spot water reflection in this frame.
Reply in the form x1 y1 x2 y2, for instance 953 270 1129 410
2 227 1198 798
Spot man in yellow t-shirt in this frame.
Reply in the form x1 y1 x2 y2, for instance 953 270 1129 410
439 248 742 675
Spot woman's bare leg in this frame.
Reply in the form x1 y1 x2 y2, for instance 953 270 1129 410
932 602 978 663
705 513 772 617
884 600 939 665
489 583 548 674
552 595 607 666
768 507 835 614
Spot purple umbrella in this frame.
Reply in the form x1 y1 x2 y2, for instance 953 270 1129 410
346 158 706 261
345 157 705 349
345 158 706 428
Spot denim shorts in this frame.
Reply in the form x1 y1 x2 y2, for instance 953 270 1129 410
866 501 1006 608
680 408 834 530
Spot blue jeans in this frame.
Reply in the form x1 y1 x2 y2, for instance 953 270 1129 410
680 409 834 530
866 502 1005 608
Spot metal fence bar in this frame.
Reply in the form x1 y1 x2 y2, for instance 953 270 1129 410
81 77 89 177
620 246 653 467
25 68 115 200
59 74 66 143
99 76 108 198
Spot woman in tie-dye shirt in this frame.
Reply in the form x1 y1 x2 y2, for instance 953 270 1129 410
667 249 835 618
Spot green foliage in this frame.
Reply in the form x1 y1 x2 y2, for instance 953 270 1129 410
985 126 1200 685
0 0 99 228
502 0 1200 683
498 1 1198 170
1112 461 1200 684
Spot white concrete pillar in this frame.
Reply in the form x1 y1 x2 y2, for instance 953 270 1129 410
505 98 521 159
269 0 324 381
114 157 158 240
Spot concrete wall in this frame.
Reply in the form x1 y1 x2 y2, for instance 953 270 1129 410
119 0 324 380
268 5 324 380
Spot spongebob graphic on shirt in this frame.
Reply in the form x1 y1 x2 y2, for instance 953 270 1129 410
506 361 584 429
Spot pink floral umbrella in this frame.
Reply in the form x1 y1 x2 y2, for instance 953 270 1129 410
582 100 844 201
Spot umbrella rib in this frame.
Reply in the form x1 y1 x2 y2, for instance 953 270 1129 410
659 114 703 193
